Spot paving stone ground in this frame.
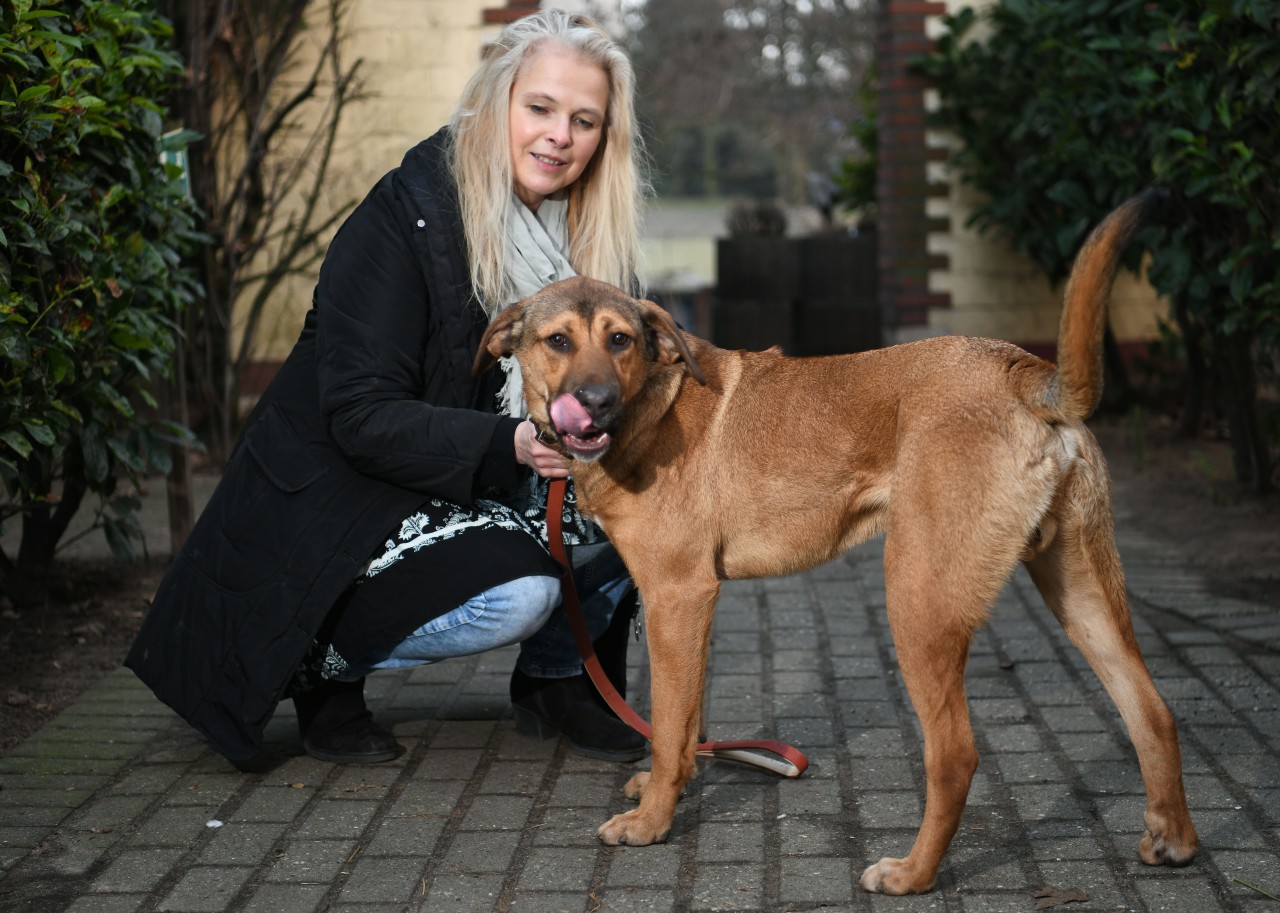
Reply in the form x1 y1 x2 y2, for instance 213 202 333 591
2 505 1277 911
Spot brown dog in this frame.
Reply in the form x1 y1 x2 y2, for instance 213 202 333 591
474 192 1197 894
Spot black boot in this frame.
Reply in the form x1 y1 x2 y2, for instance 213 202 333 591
293 677 405 764
510 592 646 762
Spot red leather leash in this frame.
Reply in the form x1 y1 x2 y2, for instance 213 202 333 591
547 478 808 778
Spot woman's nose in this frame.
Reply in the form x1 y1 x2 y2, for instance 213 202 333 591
547 119 571 148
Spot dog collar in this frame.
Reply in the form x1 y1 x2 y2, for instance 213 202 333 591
534 423 560 447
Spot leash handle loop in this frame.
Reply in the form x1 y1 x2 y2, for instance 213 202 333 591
546 478 808 779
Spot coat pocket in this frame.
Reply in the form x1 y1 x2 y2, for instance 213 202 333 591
243 403 329 492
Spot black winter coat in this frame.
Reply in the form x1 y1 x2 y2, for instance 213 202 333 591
126 129 525 760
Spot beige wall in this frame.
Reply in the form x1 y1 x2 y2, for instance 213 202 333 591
915 0 1166 348
241 0 496 362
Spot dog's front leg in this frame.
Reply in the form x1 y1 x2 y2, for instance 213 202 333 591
597 578 719 846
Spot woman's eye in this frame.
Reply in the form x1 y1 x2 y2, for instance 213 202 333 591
574 117 597 130
530 104 547 115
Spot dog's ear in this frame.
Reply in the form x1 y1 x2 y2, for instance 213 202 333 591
472 303 525 377
640 300 706 386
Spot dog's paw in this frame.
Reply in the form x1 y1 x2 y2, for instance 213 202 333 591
1139 813 1198 867
623 771 650 801
859 857 936 895
597 808 671 847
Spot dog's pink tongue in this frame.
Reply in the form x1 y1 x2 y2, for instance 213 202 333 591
550 394 595 436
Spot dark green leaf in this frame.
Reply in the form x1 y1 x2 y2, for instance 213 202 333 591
21 420 55 446
1 430 33 460
103 513 141 561
17 84 52 103
80 429 109 483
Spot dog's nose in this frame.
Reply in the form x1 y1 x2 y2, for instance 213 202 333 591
575 383 618 419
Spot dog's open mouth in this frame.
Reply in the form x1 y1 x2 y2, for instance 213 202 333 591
559 427 612 457
549 394 613 459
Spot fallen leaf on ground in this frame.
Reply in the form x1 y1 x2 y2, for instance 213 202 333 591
1033 885 1090 910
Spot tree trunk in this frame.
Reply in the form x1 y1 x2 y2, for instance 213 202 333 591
8 473 88 607
702 127 719 198
161 343 194 552
1211 330 1272 495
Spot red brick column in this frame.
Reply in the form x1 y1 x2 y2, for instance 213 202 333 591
876 0 951 333
483 0 540 26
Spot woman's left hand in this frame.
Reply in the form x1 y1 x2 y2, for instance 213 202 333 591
515 420 570 479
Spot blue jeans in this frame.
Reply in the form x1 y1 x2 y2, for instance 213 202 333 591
347 542 632 680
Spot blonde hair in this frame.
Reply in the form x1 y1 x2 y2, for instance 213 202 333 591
448 9 648 310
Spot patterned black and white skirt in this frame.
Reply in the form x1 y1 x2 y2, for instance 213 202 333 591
289 476 605 689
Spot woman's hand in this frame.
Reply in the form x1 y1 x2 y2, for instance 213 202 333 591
515 419 570 479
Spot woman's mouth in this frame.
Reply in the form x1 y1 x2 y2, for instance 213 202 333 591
532 152 566 168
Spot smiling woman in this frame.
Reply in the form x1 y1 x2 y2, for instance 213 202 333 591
124 9 654 771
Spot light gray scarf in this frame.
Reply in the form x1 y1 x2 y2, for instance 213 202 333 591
493 195 609 554
495 193 576 417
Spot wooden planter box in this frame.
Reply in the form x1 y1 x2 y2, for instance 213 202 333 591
712 234 880 356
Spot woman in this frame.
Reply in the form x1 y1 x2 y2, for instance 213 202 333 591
127 10 648 768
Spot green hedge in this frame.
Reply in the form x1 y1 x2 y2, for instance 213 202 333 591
0 0 200 573
921 0 1279 492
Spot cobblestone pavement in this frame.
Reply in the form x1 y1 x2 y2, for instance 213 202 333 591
2 524 1278 912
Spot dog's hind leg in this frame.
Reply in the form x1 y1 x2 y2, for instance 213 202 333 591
1024 460 1198 868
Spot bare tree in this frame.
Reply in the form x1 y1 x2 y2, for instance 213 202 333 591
161 0 365 466
628 0 874 200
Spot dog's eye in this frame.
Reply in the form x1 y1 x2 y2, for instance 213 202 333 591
609 332 631 351
545 333 570 350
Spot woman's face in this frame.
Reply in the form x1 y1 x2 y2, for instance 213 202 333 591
508 46 610 211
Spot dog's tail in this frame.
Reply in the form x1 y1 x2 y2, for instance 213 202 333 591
1042 189 1165 422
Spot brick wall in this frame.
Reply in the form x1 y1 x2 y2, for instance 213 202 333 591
875 0 951 338
483 0 540 25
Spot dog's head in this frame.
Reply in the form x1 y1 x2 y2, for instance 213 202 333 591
473 276 706 462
